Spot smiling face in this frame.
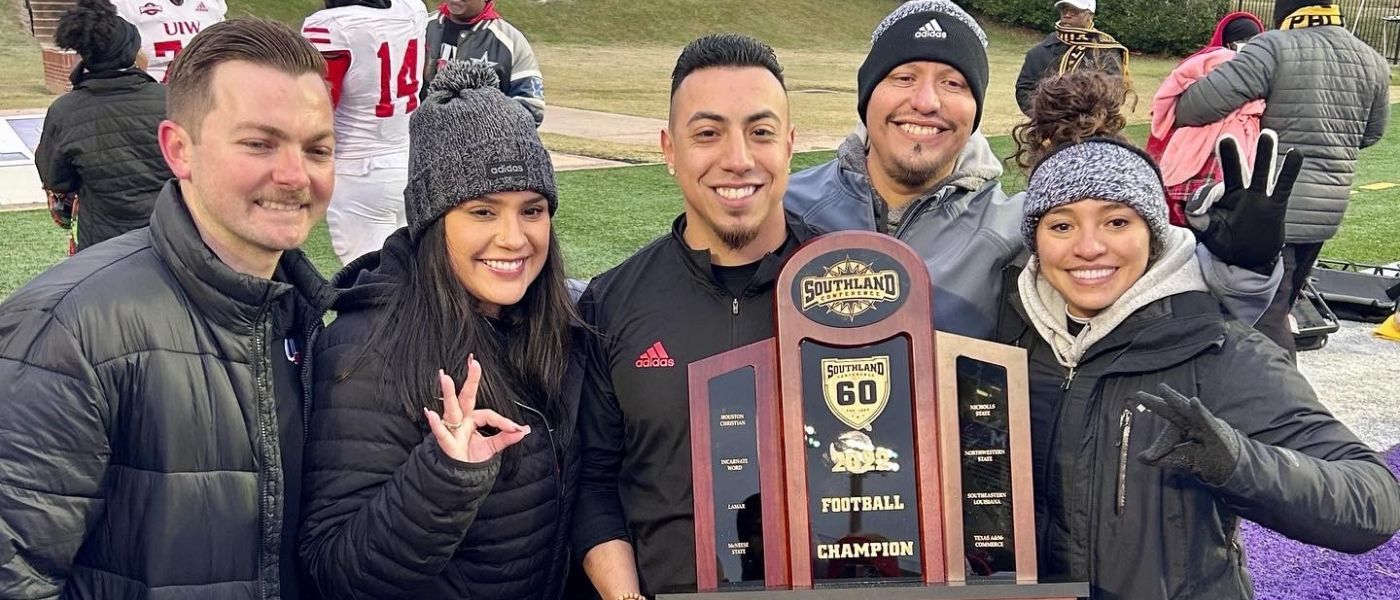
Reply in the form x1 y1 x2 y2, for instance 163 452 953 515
159 60 334 277
864 61 976 196
662 66 794 260
1034 199 1151 318
443 190 551 317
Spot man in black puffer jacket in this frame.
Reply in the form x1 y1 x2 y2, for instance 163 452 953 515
0 20 336 600
36 0 172 252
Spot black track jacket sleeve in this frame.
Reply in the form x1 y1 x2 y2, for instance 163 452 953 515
1201 326 1400 553
572 285 632 556
299 315 500 599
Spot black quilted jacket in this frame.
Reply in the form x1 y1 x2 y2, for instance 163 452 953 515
298 229 582 600
35 68 172 251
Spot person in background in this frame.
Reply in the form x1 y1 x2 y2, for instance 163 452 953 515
110 0 228 82
1014 0 1128 116
423 0 545 125
1174 0 1390 356
302 0 428 264
1146 11 1265 226
36 0 172 254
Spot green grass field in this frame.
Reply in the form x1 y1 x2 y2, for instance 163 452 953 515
3 121 1396 297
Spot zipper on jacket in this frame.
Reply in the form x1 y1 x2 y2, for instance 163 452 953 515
1061 366 1077 391
1115 407 1134 515
252 308 274 600
732 297 739 315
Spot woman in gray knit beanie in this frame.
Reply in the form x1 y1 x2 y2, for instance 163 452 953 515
300 60 587 599
998 126 1399 598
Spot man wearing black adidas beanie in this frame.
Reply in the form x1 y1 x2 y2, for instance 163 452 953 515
786 0 1025 340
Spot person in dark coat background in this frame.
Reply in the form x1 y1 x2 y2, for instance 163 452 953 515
298 60 583 600
1000 83 1400 599
1014 0 1129 116
35 0 172 254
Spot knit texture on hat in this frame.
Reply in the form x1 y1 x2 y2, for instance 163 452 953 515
1274 0 1334 28
857 0 989 128
1022 138 1168 253
405 60 557 237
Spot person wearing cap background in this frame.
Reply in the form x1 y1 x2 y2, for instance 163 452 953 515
786 0 1277 343
298 60 584 599
999 128 1400 599
1013 0 1129 116
1174 0 1390 358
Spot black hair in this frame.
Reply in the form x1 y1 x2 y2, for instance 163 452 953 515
53 0 124 59
669 33 785 98
351 218 577 477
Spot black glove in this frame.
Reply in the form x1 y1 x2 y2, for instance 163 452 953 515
1135 382 1242 486
1185 130 1304 274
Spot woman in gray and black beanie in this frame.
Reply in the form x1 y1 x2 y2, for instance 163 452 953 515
1000 136 1400 599
300 60 587 600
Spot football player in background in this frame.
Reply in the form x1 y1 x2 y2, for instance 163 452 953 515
110 0 227 82
424 0 544 125
303 0 428 264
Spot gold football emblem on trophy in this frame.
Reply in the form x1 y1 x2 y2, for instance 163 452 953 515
829 430 898 474
821 356 891 431
798 257 901 321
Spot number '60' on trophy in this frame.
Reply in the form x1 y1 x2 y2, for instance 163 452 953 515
682 231 1086 599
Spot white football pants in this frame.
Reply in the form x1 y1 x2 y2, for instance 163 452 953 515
326 154 409 265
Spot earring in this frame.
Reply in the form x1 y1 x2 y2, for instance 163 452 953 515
667 165 676 176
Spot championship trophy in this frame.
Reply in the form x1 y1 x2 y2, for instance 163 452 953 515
677 232 1087 599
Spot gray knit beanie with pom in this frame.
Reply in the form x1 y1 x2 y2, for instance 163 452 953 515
405 60 557 237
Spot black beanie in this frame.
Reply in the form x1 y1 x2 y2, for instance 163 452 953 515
1273 0 1332 28
1222 17 1262 45
857 0 990 129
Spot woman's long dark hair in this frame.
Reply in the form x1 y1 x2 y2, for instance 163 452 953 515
354 217 578 477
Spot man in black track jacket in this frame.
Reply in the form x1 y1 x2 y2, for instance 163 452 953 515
574 34 812 598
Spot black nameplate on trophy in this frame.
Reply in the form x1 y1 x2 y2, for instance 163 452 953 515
955 357 1016 579
798 336 922 585
708 367 765 585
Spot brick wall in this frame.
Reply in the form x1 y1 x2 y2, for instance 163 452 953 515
26 1 80 94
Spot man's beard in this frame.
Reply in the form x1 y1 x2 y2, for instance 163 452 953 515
882 144 954 189
716 224 761 251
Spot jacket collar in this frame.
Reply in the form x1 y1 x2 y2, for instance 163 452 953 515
836 129 1006 229
667 213 809 298
148 180 335 334
328 227 415 311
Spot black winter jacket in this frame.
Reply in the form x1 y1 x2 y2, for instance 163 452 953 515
997 290 1400 600
1014 33 1125 115
0 182 335 599
575 215 810 595
299 228 583 600
35 68 172 251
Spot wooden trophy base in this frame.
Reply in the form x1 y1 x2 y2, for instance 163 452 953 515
659 581 1088 600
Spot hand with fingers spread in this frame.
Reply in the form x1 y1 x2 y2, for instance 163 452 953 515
1185 130 1304 274
423 354 531 463
1135 382 1242 486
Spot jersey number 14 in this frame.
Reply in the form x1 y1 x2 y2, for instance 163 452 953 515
376 39 420 118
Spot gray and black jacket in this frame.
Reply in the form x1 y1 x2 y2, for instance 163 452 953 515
0 182 335 599
998 227 1400 599
1175 25 1389 243
423 11 545 125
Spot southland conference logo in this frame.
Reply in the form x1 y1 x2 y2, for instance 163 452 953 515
798 257 901 322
